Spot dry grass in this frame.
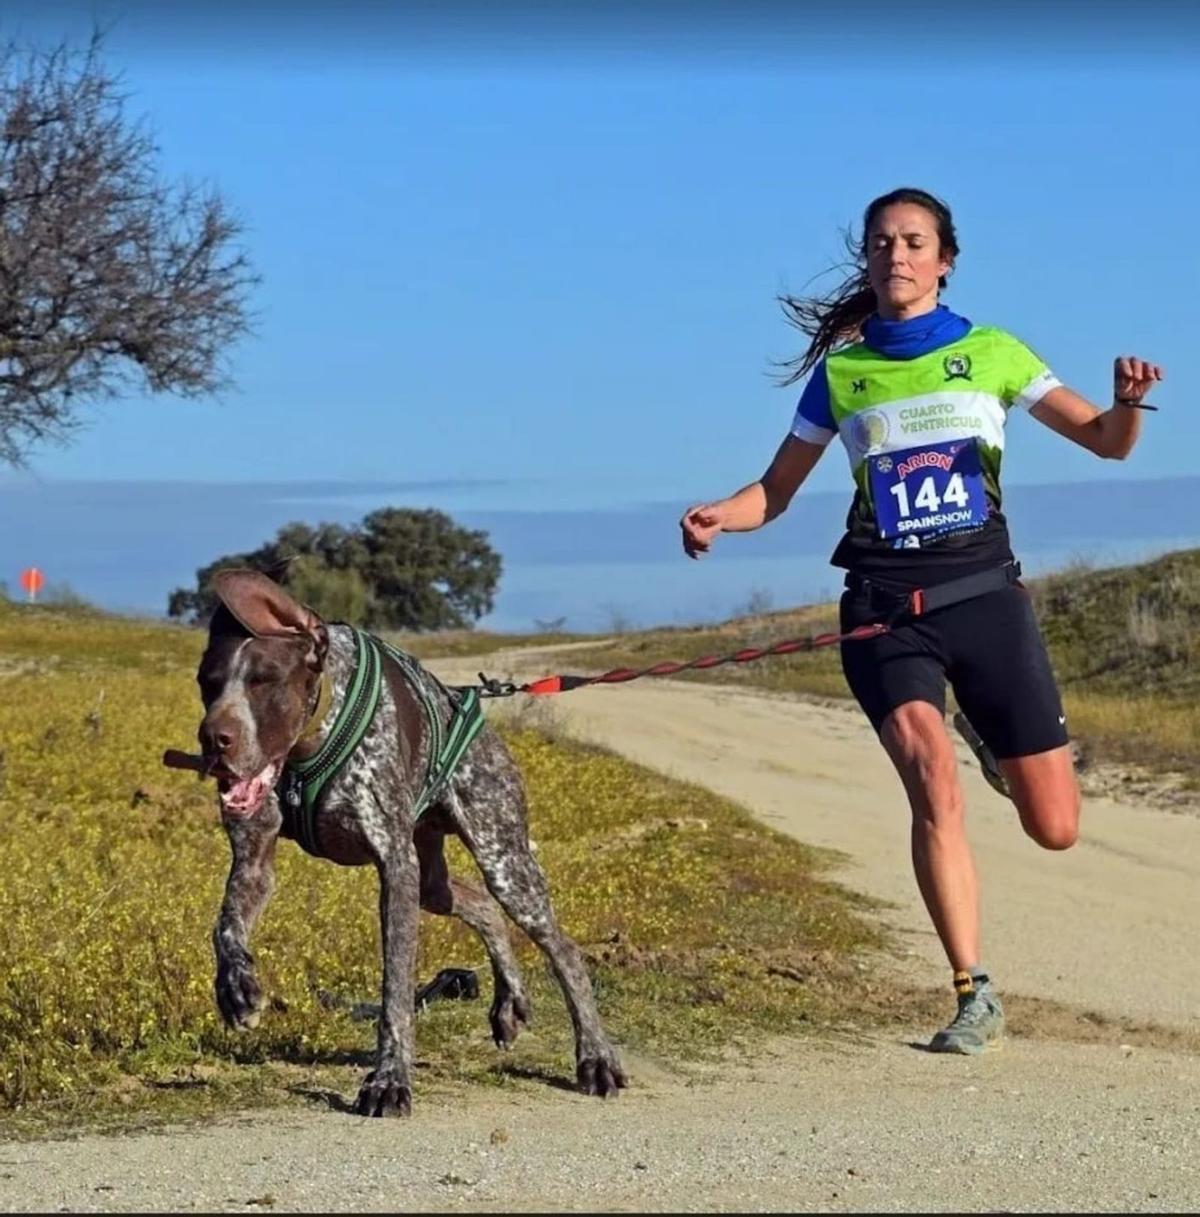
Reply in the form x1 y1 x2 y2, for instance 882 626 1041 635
383 628 579 660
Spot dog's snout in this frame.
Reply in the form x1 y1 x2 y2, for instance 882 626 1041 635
200 716 239 757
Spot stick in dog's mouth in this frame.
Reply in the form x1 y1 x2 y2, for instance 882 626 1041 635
162 749 208 773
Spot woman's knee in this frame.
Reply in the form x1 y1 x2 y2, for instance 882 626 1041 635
881 702 962 815
1003 750 1080 850
1017 795 1080 850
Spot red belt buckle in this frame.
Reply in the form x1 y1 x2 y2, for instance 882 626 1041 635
909 588 926 616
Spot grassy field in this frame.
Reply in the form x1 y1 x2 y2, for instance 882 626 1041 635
0 600 888 1136
533 550 1200 784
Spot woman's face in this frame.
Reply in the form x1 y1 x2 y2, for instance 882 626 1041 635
865 202 952 319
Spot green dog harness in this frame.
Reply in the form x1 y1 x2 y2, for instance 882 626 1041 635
277 628 485 857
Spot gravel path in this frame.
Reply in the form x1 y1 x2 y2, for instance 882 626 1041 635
3 1040 1196 1212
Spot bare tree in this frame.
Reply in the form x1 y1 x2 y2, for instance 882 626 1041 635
0 33 257 465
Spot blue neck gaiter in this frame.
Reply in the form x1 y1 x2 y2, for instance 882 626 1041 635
861 304 971 360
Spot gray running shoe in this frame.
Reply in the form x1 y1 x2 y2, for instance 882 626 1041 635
952 710 1010 799
928 985 1005 1055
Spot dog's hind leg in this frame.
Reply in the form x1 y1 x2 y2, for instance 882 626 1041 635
447 877 532 1047
214 798 283 1031
415 820 531 1047
464 835 626 1096
449 739 627 1098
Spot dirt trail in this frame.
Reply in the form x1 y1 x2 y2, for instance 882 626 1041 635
4 646 1198 1214
427 651 1200 1029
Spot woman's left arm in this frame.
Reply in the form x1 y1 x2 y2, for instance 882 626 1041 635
1029 355 1164 460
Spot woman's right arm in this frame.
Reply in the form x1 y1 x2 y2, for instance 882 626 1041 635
680 435 827 559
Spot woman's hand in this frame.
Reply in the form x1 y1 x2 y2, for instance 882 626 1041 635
679 439 827 559
680 502 726 559
1114 355 1163 404
1032 353 1165 459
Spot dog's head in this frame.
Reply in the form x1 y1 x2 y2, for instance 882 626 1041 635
197 569 329 817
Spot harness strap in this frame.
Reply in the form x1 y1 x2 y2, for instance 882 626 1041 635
848 561 1022 620
417 686 484 817
376 638 487 818
281 628 383 855
279 630 484 858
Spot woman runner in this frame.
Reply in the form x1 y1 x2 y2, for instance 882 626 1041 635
679 187 1163 1053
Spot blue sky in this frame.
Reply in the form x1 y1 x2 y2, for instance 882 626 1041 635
3 2 1197 510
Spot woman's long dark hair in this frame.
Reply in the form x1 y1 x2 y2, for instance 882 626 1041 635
777 187 960 385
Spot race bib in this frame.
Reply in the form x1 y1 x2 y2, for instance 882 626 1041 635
868 439 988 541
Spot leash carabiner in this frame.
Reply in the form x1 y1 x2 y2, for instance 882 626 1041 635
474 672 521 699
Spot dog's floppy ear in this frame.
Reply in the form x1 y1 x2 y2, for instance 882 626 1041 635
210 568 329 668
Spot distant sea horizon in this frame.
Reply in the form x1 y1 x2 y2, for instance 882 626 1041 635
2 474 1198 632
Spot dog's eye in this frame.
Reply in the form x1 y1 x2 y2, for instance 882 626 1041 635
247 670 279 688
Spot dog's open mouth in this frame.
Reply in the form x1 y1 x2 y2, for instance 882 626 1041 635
216 760 281 817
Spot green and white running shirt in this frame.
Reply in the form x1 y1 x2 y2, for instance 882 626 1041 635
790 311 1060 577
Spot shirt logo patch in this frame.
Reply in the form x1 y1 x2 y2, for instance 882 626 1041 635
851 410 889 452
851 378 867 393
943 353 973 382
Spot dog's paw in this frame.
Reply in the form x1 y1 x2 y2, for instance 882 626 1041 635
489 988 532 1049
577 1047 628 1099
215 952 265 1030
355 1066 413 1118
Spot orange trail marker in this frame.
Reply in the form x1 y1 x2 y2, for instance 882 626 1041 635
19 567 45 603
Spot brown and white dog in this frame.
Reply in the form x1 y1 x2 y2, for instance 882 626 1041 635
194 568 626 1116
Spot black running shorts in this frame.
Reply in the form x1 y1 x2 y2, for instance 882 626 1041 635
838 582 1069 760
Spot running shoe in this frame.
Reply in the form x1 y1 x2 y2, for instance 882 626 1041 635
952 710 1010 799
929 979 1005 1055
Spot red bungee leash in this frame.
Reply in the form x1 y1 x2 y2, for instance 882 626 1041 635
472 621 891 698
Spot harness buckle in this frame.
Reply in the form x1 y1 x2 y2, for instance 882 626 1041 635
908 588 926 617
476 672 519 698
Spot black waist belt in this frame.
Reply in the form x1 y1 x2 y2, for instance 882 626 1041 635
846 561 1022 619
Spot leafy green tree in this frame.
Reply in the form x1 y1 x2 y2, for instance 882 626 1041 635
167 507 502 631
358 508 501 631
286 556 369 624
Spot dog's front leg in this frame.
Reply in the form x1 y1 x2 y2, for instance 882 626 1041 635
213 798 282 1030
355 836 420 1118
